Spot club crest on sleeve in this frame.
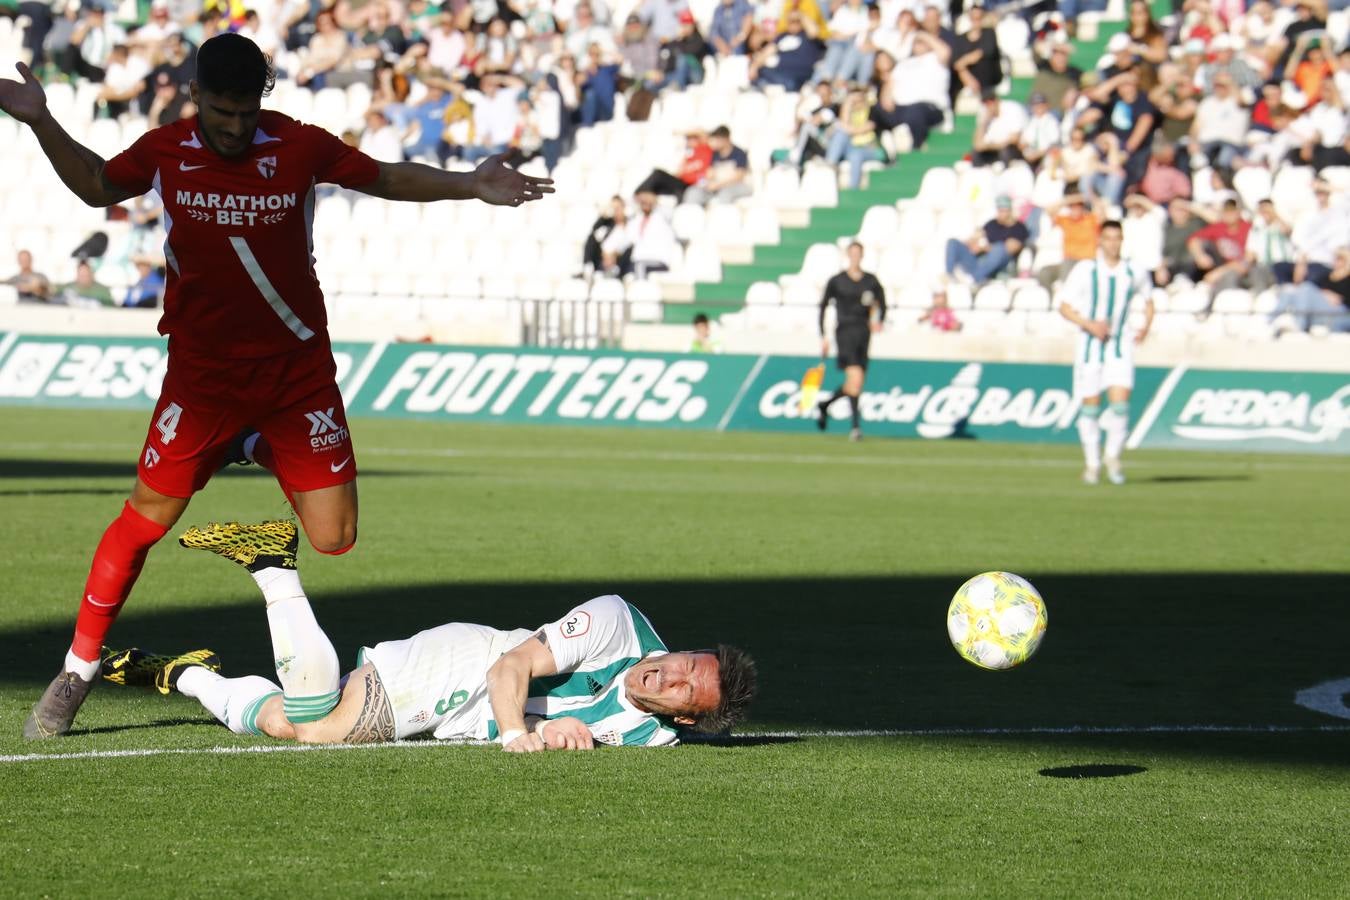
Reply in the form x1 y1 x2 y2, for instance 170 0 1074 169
594 730 620 746
256 155 277 180
561 611 591 639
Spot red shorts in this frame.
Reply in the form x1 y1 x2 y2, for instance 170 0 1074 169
137 340 358 498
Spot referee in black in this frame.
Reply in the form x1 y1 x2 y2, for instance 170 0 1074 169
816 241 886 441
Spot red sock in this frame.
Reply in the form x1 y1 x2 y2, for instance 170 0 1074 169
71 502 170 662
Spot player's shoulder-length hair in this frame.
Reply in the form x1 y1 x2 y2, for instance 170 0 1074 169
196 32 276 98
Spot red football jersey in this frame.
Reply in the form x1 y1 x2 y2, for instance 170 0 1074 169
104 111 380 359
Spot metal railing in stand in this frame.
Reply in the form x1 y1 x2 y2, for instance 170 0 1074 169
519 298 630 350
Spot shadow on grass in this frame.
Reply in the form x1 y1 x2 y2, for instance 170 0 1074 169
70 716 220 737
0 459 434 481
1039 764 1148 778
0 488 128 497
5 573 1348 765
1142 475 1254 484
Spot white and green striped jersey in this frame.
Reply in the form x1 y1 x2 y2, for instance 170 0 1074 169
487 595 681 748
1064 257 1152 364
1246 220 1293 266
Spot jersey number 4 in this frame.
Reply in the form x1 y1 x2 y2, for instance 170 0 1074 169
156 402 183 444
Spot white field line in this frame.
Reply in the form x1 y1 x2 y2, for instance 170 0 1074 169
2 440 1349 473
716 354 768 432
1127 364 1187 451
3 723 1347 765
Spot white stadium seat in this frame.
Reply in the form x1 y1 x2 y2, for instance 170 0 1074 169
974 283 1012 311
672 204 707 243
745 281 782 306
1212 289 1254 315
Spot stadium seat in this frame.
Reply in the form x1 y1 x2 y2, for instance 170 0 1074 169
1233 167 1273 211
995 16 1031 55
763 166 802 208
780 278 819 307
386 201 423 236
799 166 838 209
554 278 590 302
471 238 509 277
683 240 722 282
375 271 414 298
1012 284 1051 311
626 278 661 303
743 205 781 246
706 205 744 245
745 281 782 306
732 91 769 133
656 91 697 133
974 283 1012 311
799 243 842 285
893 286 930 309
1211 289 1253 315
858 206 900 247
517 277 554 301
480 276 517 300
1320 166 1350 193
915 167 958 210
1170 286 1211 314
591 277 625 302
1252 289 1279 315
352 196 390 230
536 241 576 278
945 283 974 310
671 203 707 243
1271 166 1315 221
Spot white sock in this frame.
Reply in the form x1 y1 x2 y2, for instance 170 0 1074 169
241 432 261 464
179 668 282 736
1077 407 1102 470
64 649 99 682
252 567 340 724
1104 401 1130 461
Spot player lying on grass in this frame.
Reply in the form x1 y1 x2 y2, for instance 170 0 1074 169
105 522 756 750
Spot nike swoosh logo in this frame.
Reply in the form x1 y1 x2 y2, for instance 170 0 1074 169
86 593 119 608
330 456 352 473
180 162 207 171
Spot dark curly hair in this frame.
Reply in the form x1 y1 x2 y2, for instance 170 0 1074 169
688 644 758 735
196 32 276 98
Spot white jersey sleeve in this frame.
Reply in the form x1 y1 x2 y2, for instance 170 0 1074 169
540 594 636 674
1060 260 1096 317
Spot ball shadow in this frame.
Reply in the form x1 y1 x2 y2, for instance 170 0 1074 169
1039 764 1148 779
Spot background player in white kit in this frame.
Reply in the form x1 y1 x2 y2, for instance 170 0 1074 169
105 522 757 751
1057 221 1154 485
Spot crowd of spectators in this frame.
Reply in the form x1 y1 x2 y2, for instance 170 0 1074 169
3 0 1348 331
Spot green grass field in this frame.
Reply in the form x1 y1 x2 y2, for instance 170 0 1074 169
1 408 1348 897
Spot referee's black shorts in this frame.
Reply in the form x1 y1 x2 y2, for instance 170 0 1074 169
835 327 871 370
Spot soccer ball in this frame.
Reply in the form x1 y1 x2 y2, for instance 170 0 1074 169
946 572 1047 670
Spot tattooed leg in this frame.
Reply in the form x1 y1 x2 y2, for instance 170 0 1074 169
342 670 395 744
290 663 395 744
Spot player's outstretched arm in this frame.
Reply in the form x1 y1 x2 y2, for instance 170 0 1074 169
355 153 554 207
0 63 137 208
485 630 560 753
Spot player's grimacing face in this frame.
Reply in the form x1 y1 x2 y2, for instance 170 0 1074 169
190 83 263 158
624 652 720 725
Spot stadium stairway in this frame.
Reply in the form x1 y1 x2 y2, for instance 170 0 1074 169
663 17 1127 326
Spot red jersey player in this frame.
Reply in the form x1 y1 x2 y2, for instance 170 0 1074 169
1 34 553 739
